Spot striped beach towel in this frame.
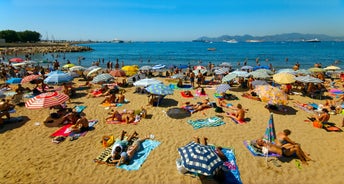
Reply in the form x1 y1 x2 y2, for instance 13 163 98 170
187 116 225 129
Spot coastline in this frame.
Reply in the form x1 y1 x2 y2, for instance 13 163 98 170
0 42 93 55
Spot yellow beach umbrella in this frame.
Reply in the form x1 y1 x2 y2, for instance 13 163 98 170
308 67 324 73
254 85 288 105
272 73 295 84
63 63 75 68
122 65 138 76
324 65 341 71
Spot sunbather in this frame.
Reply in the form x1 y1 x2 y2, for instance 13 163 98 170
61 108 79 124
69 115 89 133
117 135 151 166
109 130 138 164
217 92 228 107
226 103 246 121
191 99 211 114
307 108 330 123
255 138 311 165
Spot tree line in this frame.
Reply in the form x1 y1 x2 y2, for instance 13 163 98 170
0 30 41 43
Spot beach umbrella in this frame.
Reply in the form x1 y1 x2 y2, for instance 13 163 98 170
219 62 232 67
193 68 207 74
308 67 324 73
67 71 80 78
241 65 253 71
134 78 163 87
6 78 22 84
25 91 69 109
263 113 276 143
214 67 229 75
152 64 166 70
44 73 73 85
194 65 206 70
87 67 102 77
145 83 174 96
255 69 273 75
254 85 288 105
296 69 311 75
216 83 231 93
46 70 66 76
166 107 191 119
92 73 114 84
62 63 75 68
85 66 101 72
178 141 223 176
277 68 297 75
295 75 323 84
253 65 270 71
139 65 152 71
69 66 86 72
171 73 185 79
9 57 24 63
122 65 138 76
249 70 271 79
324 65 341 71
231 70 249 77
251 80 269 87
178 64 188 69
109 69 126 77
222 72 237 83
21 75 41 84
273 73 295 84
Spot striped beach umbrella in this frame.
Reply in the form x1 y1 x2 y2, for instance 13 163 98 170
92 73 114 84
263 113 276 143
25 91 69 109
44 73 73 85
178 141 223 176
145 83 174 96
21 75 41 84
216 83 231 93
222 73 237 83
152 64 166 70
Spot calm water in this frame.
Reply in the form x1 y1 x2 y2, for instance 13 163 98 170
21 41 344 70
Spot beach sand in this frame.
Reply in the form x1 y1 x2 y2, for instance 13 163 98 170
1 77 344 184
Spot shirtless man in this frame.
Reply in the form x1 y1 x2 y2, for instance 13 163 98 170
70 115 89 133
227 103 245 121
116 91 125 103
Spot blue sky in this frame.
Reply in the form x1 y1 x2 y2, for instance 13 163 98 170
1 0 344 41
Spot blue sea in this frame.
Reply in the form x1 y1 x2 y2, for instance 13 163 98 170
24 41 344 70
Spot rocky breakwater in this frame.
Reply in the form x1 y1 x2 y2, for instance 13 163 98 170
0 42 93 55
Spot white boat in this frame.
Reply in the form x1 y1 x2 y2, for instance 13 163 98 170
304 38 320 42
246 40 263 43
223 39 238 43
112 39 124 43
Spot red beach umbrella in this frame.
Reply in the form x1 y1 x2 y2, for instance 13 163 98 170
109 69 126 77
25 91 69 109
9 57 25 63
21 74 41 84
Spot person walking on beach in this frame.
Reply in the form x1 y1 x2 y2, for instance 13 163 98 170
190 71 195 88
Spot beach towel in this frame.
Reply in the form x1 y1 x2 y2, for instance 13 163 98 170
293 103 314 114
180 91 194 98
169 84 192 90
118 140 160 171
217 147 242 184
226 113 246 125
75 105 87 113
106 119 138 125
195 90 207 97
50 119 98 138
243 140 280 157
241 93 260 101
187 116 225 129
94 139 160 170
100 103 123 107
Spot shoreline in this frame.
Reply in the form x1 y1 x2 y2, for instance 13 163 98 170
0 42 93 55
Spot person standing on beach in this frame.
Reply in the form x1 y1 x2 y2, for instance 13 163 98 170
190 71 195 88
115 58 119 69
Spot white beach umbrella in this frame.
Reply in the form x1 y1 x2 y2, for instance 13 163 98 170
133 78 163 87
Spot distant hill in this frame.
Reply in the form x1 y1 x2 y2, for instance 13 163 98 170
194 33 344 42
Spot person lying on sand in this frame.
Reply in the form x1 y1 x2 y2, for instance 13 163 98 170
69 115 89 133
109 130 139 165
254 138 311 165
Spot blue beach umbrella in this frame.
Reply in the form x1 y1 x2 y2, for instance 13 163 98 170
253 65 270 71
178 64 188 69
178 141 223 176
46 70 66 76
263 113 276 143
6 78 22 84
145 83 174 96
152 64 166 70
44 73 73 85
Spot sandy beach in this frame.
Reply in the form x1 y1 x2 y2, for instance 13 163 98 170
1 76 344 184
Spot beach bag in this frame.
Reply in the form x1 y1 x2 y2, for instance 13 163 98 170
313 121 323 128
102 135 115 148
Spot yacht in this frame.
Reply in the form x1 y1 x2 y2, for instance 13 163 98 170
304 38 320 42
223 39 238 43
246 39 263 43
